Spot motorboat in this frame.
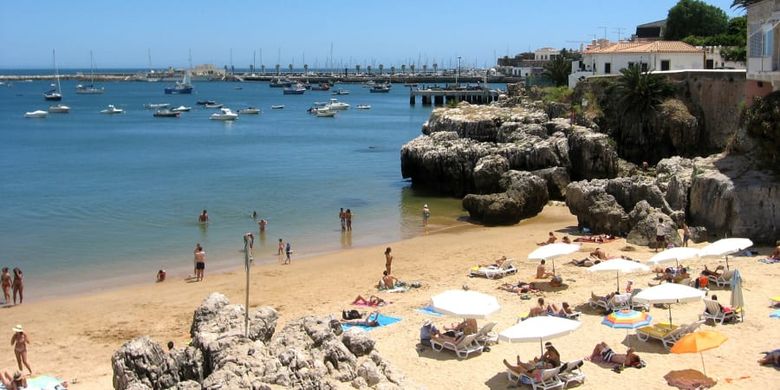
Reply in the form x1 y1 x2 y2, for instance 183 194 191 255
164 70 193 94
325 98 350 111
75 84 104 94
196 100 216 105
205 103 224 109
171 105 191 112
310 83 331 91
24 110 48 118
369 84 390 93
331 88 350 95
314 108 336 117
101 105 124 114
144 103 170 109
269 78 292 88
238 107 261 115
209 107 238 121
271 105 285 109
48 104 70 113
283 83 306 95
356 104 371 110
153 109 180 118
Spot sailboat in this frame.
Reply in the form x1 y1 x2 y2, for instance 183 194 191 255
76 51 105 94
165 51 194 94
43 49 62 101
146 49 160 82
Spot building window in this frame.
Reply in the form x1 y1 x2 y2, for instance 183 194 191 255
706 59 714 69
641 62 648 72
628 62 635 69
749 23 763 58
661 60 671 71
605 63 611 74
764 29 774 57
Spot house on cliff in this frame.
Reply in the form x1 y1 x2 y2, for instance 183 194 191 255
568 40 704 88
745 0 780 98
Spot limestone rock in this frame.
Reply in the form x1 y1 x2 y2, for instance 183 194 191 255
463 171 549 225
473 154 509 194
341 329 375 357
567 126 619 180
531 167 571 200
112 336 168 390
565 180 630 235
626 201 682 247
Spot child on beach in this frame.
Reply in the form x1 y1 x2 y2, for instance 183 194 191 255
422 204 431 227
384 247 393 274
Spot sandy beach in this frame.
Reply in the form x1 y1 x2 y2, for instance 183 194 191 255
1 204 778 389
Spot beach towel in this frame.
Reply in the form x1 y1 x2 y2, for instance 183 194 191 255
664 369 716 389
341 314 401 332
759 258 780 264
1 375 68 390
382 286 409 293
417 305 443 317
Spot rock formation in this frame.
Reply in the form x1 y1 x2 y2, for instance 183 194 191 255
112 293 416 390
463 170 549 225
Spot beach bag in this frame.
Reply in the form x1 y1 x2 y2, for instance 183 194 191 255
342 309 361 320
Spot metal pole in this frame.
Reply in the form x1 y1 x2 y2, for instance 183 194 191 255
243 233 254 337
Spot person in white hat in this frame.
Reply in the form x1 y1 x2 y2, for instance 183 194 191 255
422 204 431 227
419 319 439 348
0 370 26 390
11 325 31 375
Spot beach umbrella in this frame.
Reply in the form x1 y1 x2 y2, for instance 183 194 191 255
499 316 581 355
699 238 753 270
729 269 744 319
527 243 581 273
633 283 705 326
671 331 727 376
430 290 500 319
588 259 650 292
648 247 700 267
602 309 653 347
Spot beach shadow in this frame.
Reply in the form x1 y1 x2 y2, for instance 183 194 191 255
414 344 483 361
573 303 604 316
484 371 517 389
624 338 668 354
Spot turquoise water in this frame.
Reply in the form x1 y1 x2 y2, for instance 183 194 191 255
0 79 483 298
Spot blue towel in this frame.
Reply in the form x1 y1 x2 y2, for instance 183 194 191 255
341 314 401 332
770 309 780 318
417 305 443 317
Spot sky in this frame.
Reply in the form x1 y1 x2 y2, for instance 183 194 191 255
0 0 743 69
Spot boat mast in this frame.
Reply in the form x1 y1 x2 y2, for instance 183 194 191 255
90 50 95 85
53 49 61 93
148 48 153 73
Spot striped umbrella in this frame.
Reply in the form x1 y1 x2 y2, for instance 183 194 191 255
602 309 653 347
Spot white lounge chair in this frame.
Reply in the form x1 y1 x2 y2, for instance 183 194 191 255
636 323 688 349
474 322 498 346
469 259 518 279
700 299 742 325
629 288 649 311
562 310 581 320
515 368 564 390
707 269 735 288
557 360 586 387
589 292 631 313
430 333 483 359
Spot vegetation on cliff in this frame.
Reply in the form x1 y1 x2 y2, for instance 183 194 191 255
742 91 780 171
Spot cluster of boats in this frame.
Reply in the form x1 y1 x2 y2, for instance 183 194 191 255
24 101 261 120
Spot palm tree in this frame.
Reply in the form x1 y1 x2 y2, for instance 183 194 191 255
288 64 293 73
542 56 571 87
612 65 674 119
391 66 396 75
731 0 760 8
432 63 438 74
355 64 360 75
303 64 308 75
410 64 415 74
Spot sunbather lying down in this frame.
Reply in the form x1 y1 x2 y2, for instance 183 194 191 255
479 256 508 268
352 295 386 306
574 234 616 243
758 349 780 367
503 355 539 376
589 342 643 368
498 281 540 294
341 311 380 327
570 258 601 267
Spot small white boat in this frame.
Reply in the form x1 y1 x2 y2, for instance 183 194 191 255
356 104 371 110
314 108 336 117
205 102 224 109
238 107 261 115
171 105 191 112
24 110 48 118
48 104 70 113
209 107 238 121
325 98 350 111
271 105 285 109
101 105 124 114
331 88 350 95
144 103 170 109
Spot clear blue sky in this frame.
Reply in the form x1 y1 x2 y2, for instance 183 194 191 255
0 0 742 69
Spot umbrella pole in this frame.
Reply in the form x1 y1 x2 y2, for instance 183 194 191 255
700 352 706 376
725 255 730 271
668 306 673 327
616 271 620 293
552 259 556 275
539 339 544 357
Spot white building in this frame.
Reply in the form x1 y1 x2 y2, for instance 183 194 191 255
746 0 780 98
701 46 746 69
568 41 704 88
534 47 560 61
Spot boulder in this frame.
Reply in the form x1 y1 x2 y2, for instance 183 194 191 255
111 336 168 390
566 127 619 180
565 180 630 235
341 329 375 357
473 155 509 194
463 171 549 225
688 226 708 243
626 201 682 247
531 167 571 200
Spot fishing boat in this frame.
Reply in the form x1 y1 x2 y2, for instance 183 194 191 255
356 104 371 110
43 50 62 101
100 105 124 114
314 108 336 117
75 51 105 94
283 83 306 95
153 109 180 118
48 104 70 113
269 78 292 88
171 105 191 112
204 102 224 109
325 98 350 111
310 82 331 91
196 100 216 105
238 107 261 115
144 103 170 110
209 107 238 121
271 105 285 109
331 88 350 95
24 110 48 118
164 71 193 94
369 84 390 93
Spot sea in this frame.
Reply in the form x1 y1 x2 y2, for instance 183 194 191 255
0 74 501 299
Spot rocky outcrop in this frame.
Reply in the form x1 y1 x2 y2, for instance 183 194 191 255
626 201 682 247
473 155 509 194
463 171 549 225
565 180 630 235
112 293 416 390
531 167 570 200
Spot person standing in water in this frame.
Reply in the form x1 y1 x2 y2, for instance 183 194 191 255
258 219 267 232
285 242 292 264
339 208 346 231
11 268 23 305
277 239 284 256
422 204 431 227
345 209 353 231
198 210 209 224
384 247 393 274
194 246 206 281
1 268 10 305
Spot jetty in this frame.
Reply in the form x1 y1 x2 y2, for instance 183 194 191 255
409 86 501 106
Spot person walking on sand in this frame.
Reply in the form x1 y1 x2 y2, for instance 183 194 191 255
11 268 23 305
384 247 393 274
198 209 209 224
285 242 292 264
193 244 202 276
11 325 31 375
655 218 665 252
345 209 353 231
339 208 346 231
194 246 206 281
1 268 11 305
422 204 431 227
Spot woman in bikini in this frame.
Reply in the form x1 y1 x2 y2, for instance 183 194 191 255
0 371 26 390
352 295 386 307
591 342 641 367
342 311 380 327
384 247 393 274
11 325 32 374
11 268 23 305
1 267 11 304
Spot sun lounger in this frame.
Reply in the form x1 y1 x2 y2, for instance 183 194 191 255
430 333 484 359
629 289 649 311
557 360 586 387
700 299 741 325
474 322 498 346
707 269 735 288
469 259 518 279
507 367 564 390
563 310 581 320
636 323 687 349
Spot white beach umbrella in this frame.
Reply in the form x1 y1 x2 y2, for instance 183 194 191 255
527 243 581 273
499 316 581 355
699 238 753 270
648 247 701 267
588 259 650 292
633 283 705 325
430 290 500 319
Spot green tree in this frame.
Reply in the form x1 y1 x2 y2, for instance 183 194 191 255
743 91 780 170
612 66 674 120
731 0 761 9
665 0 729 40
542 56 571 87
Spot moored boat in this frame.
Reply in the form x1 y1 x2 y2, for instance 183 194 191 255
171 105 191 112
238 107 261 115
271 105 285 109
144 103 170 110
356 104 371 110
283 83 306 95
204 103 224 109
48 104 70 113
164 71 193 94
369 84 390 93
325 98 350 111
101 104 124 114
44 50 63 101
269 78 292 88
76 51 105 94
24 110 48 118
196 100 216 105
209 107 238 121
310 82 331 91
314 108 336 117
153 109 180 118
331 88 350 95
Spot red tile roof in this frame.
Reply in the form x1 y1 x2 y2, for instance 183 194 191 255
585 41 703 54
